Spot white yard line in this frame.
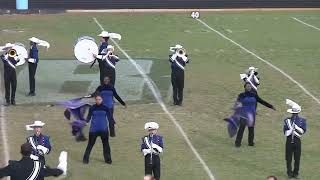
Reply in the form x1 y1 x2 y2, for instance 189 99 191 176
0 106 9 164
291 17 320 31
196 18 320 105
0 102 10 171
166 84 173 104
93 17 216 180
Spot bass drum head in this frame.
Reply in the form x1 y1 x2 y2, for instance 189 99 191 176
13 43 28 66
74 37 98 63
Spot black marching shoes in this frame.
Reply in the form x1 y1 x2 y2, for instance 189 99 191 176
27 92 36 96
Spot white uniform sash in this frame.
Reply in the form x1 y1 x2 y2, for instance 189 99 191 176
104 56 116 69
3 57 16 69
143 136 162 156
285 119 304 138
28 137 38 150
27 161 41 180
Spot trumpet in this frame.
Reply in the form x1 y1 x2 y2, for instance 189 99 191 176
107 50 113 56
176 48 186 57
8 48 17 58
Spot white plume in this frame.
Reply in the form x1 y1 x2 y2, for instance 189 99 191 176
286 99 301 113
38 40 50 49
286 99 299 108
108 33 121 40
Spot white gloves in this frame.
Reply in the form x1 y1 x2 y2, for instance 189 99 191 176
37 145 49 155
30 154 39 160
28 58 36 63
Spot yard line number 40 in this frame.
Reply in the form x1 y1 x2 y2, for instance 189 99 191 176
191 11 200 19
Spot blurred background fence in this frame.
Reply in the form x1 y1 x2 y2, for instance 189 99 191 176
1 0 320 9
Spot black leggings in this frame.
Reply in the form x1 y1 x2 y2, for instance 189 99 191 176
4 70 16 102
28 63 38 93
235 118 255 146
83 131 111 162
286 138 301 176
44 167 63 177
171 71 184 104
145 154 161 180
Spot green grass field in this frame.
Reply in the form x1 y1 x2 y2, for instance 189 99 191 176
1 10 320 180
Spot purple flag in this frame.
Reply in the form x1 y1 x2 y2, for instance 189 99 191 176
224 105 255 138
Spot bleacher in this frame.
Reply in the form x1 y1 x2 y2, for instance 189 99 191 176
1 0 320 9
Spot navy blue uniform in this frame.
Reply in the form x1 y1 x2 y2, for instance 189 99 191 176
141 135 164 180
283 115 307 177
83 104 113 164
27 134 52 165
242 73 260 94
0 156 62 180
1 54 17 104
28 44 39 95
93 84 126 137
235 91 274 146
169 54 189 105
98 54 119 85
97 42 108 85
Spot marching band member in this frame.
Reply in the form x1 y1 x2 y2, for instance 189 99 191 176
83 94 113 164
224 83 275 147
240 66 260 93
26 121 52 165
92 31 121 85
141 122 164 180
87 76 126 137
0 143 66 180
27 37 50 96
169 44 189 106
283 99 307 179
94 45 119 85
1 43 18 106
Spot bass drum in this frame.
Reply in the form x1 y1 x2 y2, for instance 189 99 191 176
13 43 28 66
74 36 98 63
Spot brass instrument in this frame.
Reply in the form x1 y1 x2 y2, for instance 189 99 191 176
176 48 186 57
8 48 17 57
108 51 113 56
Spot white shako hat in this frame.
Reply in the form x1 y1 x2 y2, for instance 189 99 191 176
144 122 159 130
286 99 301 114
26 120 45 130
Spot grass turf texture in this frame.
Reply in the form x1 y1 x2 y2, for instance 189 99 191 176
1 11 320 180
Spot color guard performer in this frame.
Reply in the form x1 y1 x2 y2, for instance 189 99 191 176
283 99 307 179
169 44 189 106
224 83 275 147
240 66 260 93
0 143 66 180
141 122 164 180
83 94 113 164
93 45 119 85
87 76 126 137
27 37 50 96
58 98 91 142
26 120 52 166
1 43 18 106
